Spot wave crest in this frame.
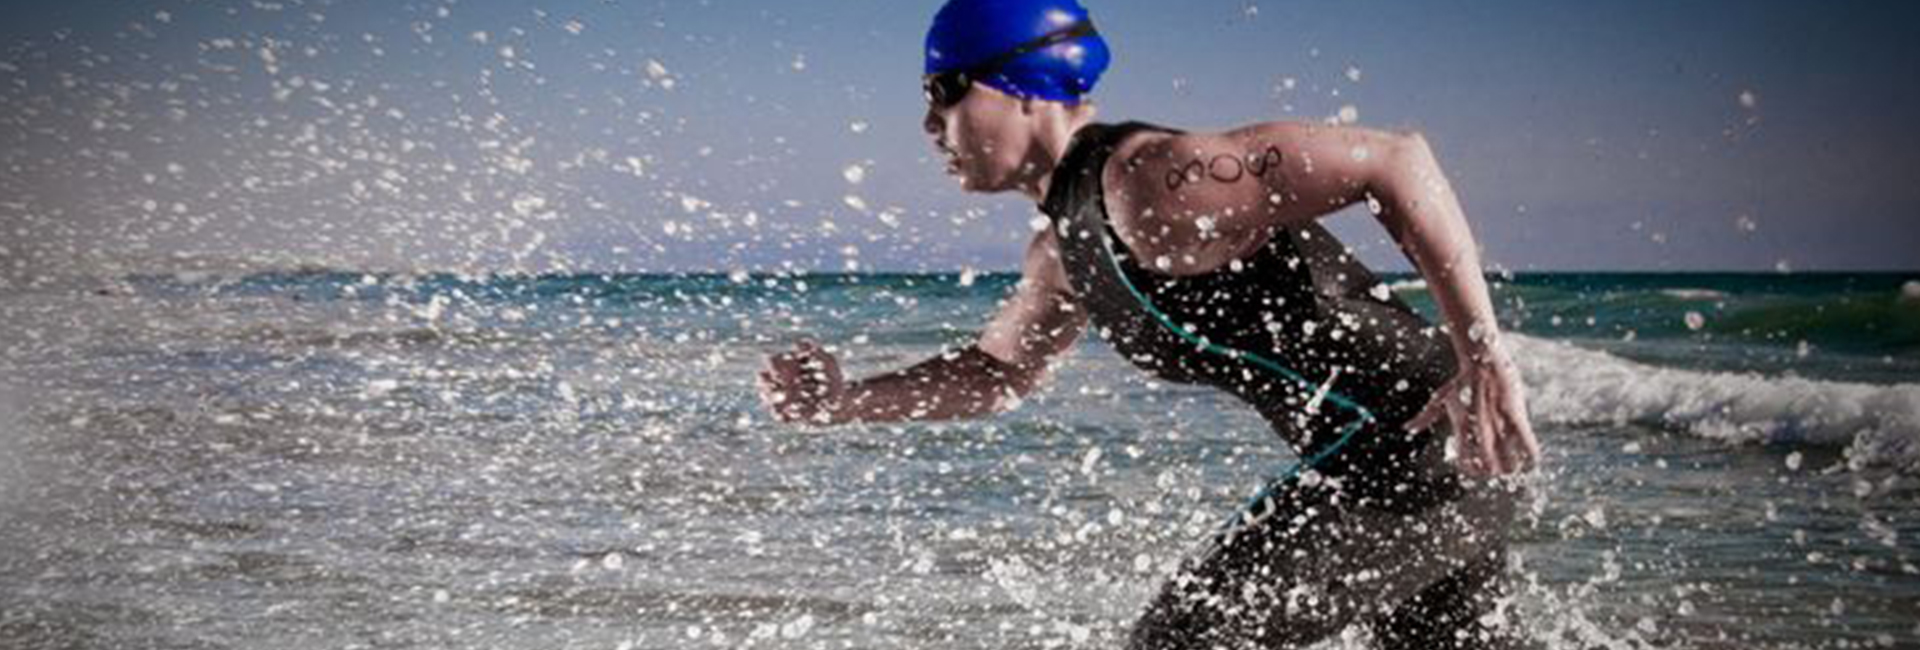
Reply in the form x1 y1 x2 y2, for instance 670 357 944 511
1511 335 1919 472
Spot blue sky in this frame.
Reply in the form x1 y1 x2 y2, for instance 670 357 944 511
1 0 1916 274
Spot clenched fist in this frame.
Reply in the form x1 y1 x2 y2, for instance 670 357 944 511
757 339 846 424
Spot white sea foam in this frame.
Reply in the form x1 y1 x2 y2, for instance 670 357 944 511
1657 288 1727 300
1385 278 1427 293
1510 335 1920 471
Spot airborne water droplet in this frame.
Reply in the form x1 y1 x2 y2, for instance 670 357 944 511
1684 311 1705 331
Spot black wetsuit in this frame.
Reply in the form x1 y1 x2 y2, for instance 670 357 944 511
1040 122 1521 649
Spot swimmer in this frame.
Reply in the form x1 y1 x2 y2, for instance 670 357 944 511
758 1 1540 647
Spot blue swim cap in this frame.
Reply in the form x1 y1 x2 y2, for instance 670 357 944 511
925 0 1111 103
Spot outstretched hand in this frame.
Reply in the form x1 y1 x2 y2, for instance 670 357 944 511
1408 347 1540 477
757 339 846 424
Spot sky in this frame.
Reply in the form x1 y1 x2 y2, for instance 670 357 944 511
1 0 1917 277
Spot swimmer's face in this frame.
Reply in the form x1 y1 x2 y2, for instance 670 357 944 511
923 84 1030 193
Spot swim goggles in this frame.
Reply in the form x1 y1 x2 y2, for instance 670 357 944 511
922 20 1098 109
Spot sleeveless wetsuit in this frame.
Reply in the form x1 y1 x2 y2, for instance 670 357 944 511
1041 122 1522 649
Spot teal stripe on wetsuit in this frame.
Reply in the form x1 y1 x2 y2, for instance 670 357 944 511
1042 121 1522 650
1091 225 1376 525
1041 121 1460 497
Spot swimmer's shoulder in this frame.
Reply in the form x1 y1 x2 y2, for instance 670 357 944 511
1099 118 1394 253
1100 119 1321 199
1097 121 1300 270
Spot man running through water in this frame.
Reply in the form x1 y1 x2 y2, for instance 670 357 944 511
758 1 1540 647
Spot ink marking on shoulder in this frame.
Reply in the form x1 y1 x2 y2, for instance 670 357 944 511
1247 146 1284 178
1165 159 1205 191
1165 145 1287 191
1207 155 1245 183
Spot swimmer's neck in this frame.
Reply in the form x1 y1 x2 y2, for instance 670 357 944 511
1016 103 1098 204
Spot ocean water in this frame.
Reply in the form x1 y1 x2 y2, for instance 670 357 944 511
0 270 1916 649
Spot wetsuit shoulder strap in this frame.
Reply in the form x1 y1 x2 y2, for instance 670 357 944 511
1041 121 1179 221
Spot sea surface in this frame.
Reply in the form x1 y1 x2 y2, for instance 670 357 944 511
1 270 1916 649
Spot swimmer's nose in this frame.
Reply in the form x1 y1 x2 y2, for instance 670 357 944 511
923 107 943 140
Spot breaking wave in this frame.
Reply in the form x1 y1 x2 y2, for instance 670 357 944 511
1511 334 1920 472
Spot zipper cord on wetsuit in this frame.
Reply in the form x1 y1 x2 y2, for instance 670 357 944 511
1096 233 1377 531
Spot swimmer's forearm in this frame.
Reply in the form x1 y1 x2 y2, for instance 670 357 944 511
829 346 1032 423
1375 134 1503 362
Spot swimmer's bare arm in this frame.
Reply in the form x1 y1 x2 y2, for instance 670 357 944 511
757 229 1086 424
1112 122 1539 476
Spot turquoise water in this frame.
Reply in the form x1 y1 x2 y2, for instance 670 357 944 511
175 269 1920 355
1 271 1916 648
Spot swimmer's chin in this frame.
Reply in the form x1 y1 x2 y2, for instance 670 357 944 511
948 169 1011 193
946 168 985 191
941 157 987 190
954 176 1001 194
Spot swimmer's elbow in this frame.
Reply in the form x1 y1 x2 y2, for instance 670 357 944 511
1363 131 1451 215
976 347 1045 398
977 310 1085 405
1381 130 1443 188
1399 129 1433 152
